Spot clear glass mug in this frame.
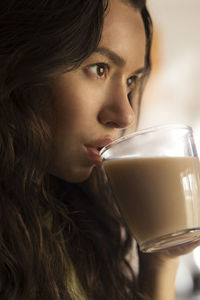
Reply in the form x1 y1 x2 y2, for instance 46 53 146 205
100 124 200 253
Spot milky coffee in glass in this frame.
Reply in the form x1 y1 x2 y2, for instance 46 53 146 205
100 125 200 252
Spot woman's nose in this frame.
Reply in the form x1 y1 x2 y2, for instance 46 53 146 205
98 86 135 129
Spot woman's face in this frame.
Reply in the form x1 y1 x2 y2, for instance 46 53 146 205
49 0 146 182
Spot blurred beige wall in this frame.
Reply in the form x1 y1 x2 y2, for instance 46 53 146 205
139 0 200 155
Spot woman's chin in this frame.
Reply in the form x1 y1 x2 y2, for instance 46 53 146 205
50 165 95 183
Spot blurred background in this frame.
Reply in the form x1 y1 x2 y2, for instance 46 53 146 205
139 0 200 299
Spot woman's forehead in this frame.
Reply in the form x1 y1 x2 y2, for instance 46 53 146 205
100 0 146 71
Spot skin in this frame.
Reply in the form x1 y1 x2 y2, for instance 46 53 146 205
48 0 200 298
138 240 200 299
49 0 146 183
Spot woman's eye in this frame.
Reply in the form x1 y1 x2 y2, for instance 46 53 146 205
88 63 108 78
127 75 137 89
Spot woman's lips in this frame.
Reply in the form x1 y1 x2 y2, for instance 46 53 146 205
84 146 102 165
84 137 113 165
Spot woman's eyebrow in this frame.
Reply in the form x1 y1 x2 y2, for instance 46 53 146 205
134 67 147 77
94 47 125 67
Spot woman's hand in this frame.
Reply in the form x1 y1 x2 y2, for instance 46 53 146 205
138 240 200 300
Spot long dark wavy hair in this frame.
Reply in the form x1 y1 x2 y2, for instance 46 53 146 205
0 0 152 299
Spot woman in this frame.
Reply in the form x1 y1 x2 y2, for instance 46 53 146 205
0 0 199 299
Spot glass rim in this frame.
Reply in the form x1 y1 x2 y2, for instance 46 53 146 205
100 123 193 157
